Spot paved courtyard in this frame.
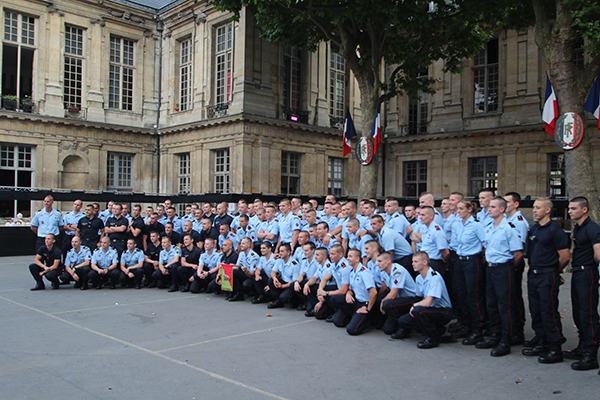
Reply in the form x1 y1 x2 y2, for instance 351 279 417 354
0 255 598 399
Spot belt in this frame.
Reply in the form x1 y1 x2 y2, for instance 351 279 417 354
458 255 479 261
529 267 557 274
488 262 511 267
572 265 597 272
111 238 125 242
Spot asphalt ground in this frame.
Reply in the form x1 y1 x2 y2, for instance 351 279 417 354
1 255 598 400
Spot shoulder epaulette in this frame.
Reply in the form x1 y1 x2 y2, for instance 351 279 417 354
517 215 524 221
292 260 298 265
360 267 366 272
340 262 347 268
508 222 516 228
431 270 437 276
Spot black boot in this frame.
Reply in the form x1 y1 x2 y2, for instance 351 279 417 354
476 334 500 349
522 344 548 357
563 341 587 360
571 346 599 371
462 331 483 346
538 344 563 364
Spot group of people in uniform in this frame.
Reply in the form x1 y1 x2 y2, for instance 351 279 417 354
27 191 600 374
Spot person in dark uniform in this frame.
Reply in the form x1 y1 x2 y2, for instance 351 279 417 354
143 213 165 251
29 234 63 290
128 204 146 249
59 235 91 289
564 197 600 372
162 222 182 247
181 220 202 247
88 237 120 290
178 234 202 292
521 198 570 363
76 204 104 250
213 202 233 231
143 231 162 287
197 217 219 251
119 238 145 289
105 203 128 256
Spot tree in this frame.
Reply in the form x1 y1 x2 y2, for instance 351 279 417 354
213 0 505 199
526 0 600 219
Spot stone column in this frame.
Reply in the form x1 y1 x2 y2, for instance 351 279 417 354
44 9 65 117
86 20 105 123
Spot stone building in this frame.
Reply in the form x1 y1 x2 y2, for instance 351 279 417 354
0 0 595 219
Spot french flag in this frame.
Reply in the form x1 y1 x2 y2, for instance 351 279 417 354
542 73 559 136
371 103 381 154
343 107 357 157
584 72 600 131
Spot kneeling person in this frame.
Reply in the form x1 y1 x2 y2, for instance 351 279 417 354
60 236 92 289
29 234 63 291
230 237 260 301
119 239 145 289
88 237 120 289
152 236 181 290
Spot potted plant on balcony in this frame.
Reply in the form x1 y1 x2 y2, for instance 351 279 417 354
2 95 17 111
67 103 81 113
21 96 34 113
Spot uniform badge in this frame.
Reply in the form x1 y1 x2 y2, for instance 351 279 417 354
508 222 516 228
435 226 441 231
360 267 365 272
431 270 437 275
394 279 398 284
517 215 524 221
340 262 347 268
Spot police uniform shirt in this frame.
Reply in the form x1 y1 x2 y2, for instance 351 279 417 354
231 213 249 231
213 213 234 231
299 256 319 280
272 257 300 283
278 212 301 243
477 208 494 228
37 245 63 267
63 210 85 236
416 268 452 308
65 245 91 267
341 215 370 240
99 209 113 223
452 215 485 256
163 216 182 234
31 208 64 237
433 210 445 227
357 233 373 258
410 219 428 251
349 266 376 303
123 214 133 223
249 214 260 229
106 216 128 241
312 260 333 283
527 220 569 268
420 223 449 260
192 219 203 233
572 217 600 267
316 236 339 251
92 247 119 269
199 249 223 271
366 259 383 287
158 214 169 226
258 218 280 245
292 246 305 263
159 244 181 265
219 231 238 251
121 248 144 267
506 211 530 246
324 215 340 231
238 249 260 271
77 216 104 242
145 242 162 261
385 211 411 237
329 257 352 289
256 253 277 276
380 263 418 298
483 218 523 264
443 213 458 249
235 226 257 245
181 245 202 266
378 228 413 260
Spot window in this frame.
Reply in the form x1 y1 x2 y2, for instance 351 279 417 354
328 157 343 196
574 37 585 69
0 144 34 218
179 38 192 111
215 23 233 106
329 51 345 118
469 156 497 196
407 71 429 135
549 153 566 197
107 152 133 191
404 161 427 197
64 25 84 110
283 47 301 110
473 38 498 113
2 11 35 110
214 149 230 193
178 153 190 194
109 36 134 111
281 152 301 195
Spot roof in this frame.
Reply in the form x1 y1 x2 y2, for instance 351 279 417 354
107 0 184 13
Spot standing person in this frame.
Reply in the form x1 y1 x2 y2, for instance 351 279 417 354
477 188 495 228
143 231 162 288
88 237 120 290
128 204 146 249
564 197 600 372
213 202 233 231
476 197 523 357
119 238 145 289
521 198 569 363
62 199 84 259
60 236 91 289
28 234 63 290
105 204 128 256
276 199 301 253
76 204 104 251
30 195 64 251
414 206 449 280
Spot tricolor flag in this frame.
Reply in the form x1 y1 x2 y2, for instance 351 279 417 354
220 263 233 292
371 103 381 154
343 107 357 157
584 72 600 131
542 73 559 136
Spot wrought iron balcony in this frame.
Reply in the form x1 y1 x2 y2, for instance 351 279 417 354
206 103 229 118
282 106 309 124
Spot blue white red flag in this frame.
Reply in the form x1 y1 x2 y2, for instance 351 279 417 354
343 107 357 157
542 73 558 136
584 71 600 131
371 104 381 154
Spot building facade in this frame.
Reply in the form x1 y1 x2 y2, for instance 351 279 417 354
0 0 595 219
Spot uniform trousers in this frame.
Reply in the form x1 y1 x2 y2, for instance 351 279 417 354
119 268 144 287
571 266 600 348
268 277 296 305
313 285 339 319
232 269 250 295
190 271 217 293
29 264 63 285
397 305 452 339
61 234 75 261
59 267 89 286
81 237 99 251
151 264 180 288
381 296 421 334
453 255 486 331
329 295 374 335
177 265 197 289
253 271 270 298
88 268 120 288
527 268 565 345
110 239 125 257
142 262 159 284
512 257 526 338
486 263 514 343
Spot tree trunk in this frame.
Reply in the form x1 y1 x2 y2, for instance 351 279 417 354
356 82 380 200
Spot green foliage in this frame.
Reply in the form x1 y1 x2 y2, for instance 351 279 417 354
568 0 600 57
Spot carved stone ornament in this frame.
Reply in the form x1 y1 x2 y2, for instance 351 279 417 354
196 13 207 25
59 140 89 155
47 5 65 16
90 18 106 27
170 10 194 25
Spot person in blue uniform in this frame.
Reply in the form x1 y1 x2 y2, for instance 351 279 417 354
396 251 452 349
252 242 277 303
304 247 333 316
476 188 495 228
61 199 85 259
30 195 64 252
60 235 91 289
76 204 104 250
293 242 319 311
476 197 523 357
218 223 237 251
370 215 413 270
415 206 449 282
521 198 570 363
29 234 63 290
88 237 120 290
276 199 301 253
329 248 378 335
190 237 222 294
118 238 145 289
152 235 181 291
315 244 351 321
229 237 260 301
565 196 600 372
178 234 203 292
266 243 300 309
